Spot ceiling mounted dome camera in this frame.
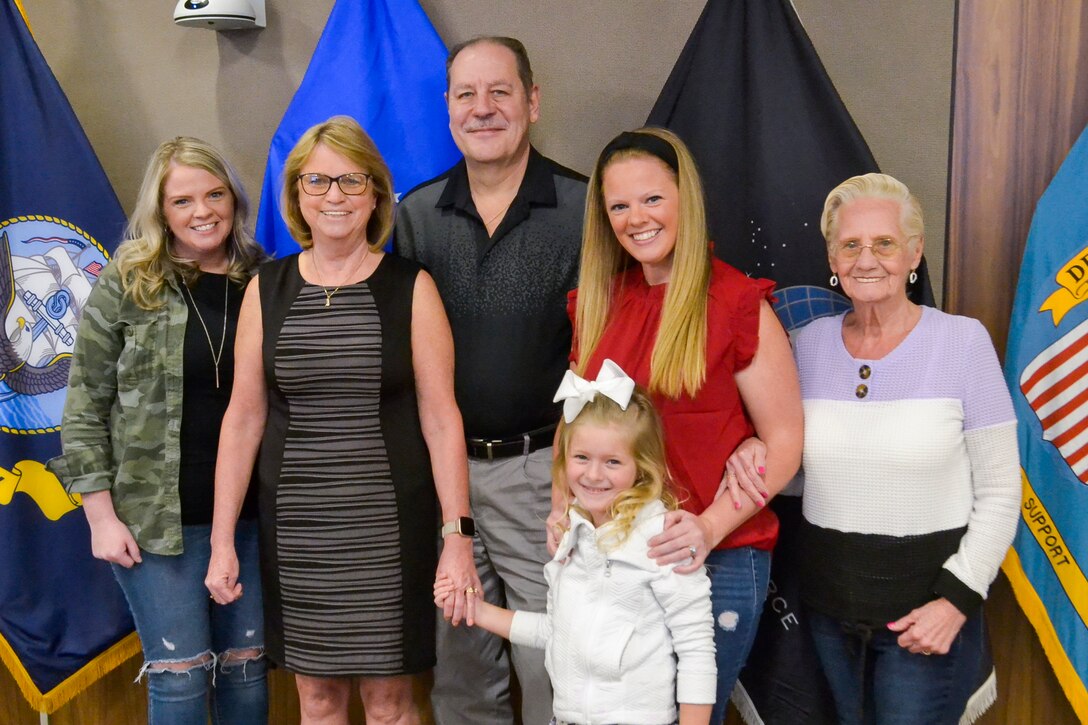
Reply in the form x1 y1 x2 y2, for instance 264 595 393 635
173 0 266 30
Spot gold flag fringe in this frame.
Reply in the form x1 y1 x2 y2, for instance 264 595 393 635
0 631 141 714
1002 547 1088 722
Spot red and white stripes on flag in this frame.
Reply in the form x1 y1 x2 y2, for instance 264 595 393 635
1020 316 1088 484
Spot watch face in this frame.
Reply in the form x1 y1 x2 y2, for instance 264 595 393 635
459 516 476 537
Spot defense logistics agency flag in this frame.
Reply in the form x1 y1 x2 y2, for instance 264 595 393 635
647 1 937 722
1003 123 1088 721
0 0 135 713
255 0 460 257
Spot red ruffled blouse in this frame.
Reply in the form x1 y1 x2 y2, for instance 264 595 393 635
569 258 778 551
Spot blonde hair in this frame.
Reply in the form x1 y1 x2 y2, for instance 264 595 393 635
821 172 924 249
280 115 395 251
116 137 265 310
575 127 710 399
554 387 679 551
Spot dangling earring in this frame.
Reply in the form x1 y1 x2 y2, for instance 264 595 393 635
909 269 918 284
830 274 839 287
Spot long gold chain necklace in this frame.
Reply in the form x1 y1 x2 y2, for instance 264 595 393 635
182 275 229 389
311 245 370 307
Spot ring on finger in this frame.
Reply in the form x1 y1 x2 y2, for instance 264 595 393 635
465 586 479 595
922 649 932 656
688 545 697 558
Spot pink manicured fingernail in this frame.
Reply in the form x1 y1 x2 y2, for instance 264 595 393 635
734 501 741 510
886 622 896 628
757 466 766 475
757 499 764 507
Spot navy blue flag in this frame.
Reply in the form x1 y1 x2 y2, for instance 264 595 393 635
648 1 940 723
1002 123 1088 721
0 0 135 712
647 0 933 317
255 0 460 256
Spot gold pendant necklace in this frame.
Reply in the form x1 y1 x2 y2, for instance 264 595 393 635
182 276 229 389
311 245 370 307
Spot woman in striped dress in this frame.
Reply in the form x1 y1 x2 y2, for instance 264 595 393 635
206 116 479 724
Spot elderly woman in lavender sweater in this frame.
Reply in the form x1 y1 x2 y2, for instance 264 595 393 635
792 173 1020 725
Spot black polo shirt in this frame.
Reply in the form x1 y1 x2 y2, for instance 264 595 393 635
394 148 587 439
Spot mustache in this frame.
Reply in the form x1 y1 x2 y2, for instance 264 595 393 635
464 121 508 132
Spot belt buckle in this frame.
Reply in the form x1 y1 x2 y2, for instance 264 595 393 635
486 440 494 461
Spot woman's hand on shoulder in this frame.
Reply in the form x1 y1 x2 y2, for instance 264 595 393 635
887 597 967 655
716 436 769 510
546 506 568 556
648 509 713 573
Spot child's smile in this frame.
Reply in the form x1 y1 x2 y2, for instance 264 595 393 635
565 423 638 526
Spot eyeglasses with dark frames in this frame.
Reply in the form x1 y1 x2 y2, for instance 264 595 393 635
297 172 371 196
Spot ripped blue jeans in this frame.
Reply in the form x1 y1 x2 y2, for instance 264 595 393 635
705 546 771 725
112 519 267 725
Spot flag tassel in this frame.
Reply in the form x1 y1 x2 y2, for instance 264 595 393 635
958 669 997 725
729 681 766 725
0 631 141 714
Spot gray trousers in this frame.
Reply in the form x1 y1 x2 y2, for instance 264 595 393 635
432 447 554 725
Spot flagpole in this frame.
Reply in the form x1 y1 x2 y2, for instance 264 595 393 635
39 711 48 725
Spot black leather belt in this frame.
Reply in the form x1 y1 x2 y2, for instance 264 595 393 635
466 424 556 461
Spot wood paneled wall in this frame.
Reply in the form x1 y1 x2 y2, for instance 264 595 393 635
945 0 1088 353
944 1 1088 724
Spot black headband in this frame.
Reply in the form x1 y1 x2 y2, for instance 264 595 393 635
596 130 680 175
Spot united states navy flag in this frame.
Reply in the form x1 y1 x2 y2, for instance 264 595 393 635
1003 123 1088 722
0 0 136 713
647 1 937 723
255 0 460 257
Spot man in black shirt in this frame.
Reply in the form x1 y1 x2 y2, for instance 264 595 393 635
395 36 585 725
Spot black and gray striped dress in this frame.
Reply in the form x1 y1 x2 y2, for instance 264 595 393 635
256 253 437 676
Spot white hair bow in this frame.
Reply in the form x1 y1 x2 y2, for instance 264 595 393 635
553 359 636 423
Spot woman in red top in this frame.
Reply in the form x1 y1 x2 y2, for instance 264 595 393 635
560 127 802 718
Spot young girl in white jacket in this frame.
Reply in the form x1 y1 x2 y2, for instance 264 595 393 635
435 360 716 725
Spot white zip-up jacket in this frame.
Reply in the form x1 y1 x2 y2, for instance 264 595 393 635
509 500 716 725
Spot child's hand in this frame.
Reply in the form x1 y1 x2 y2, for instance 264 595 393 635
433 575 457 607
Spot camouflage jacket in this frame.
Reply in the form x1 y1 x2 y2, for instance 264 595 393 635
47 262 188 555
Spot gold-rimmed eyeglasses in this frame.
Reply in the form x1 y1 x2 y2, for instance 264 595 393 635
834 238 903 259
297 172 371 196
